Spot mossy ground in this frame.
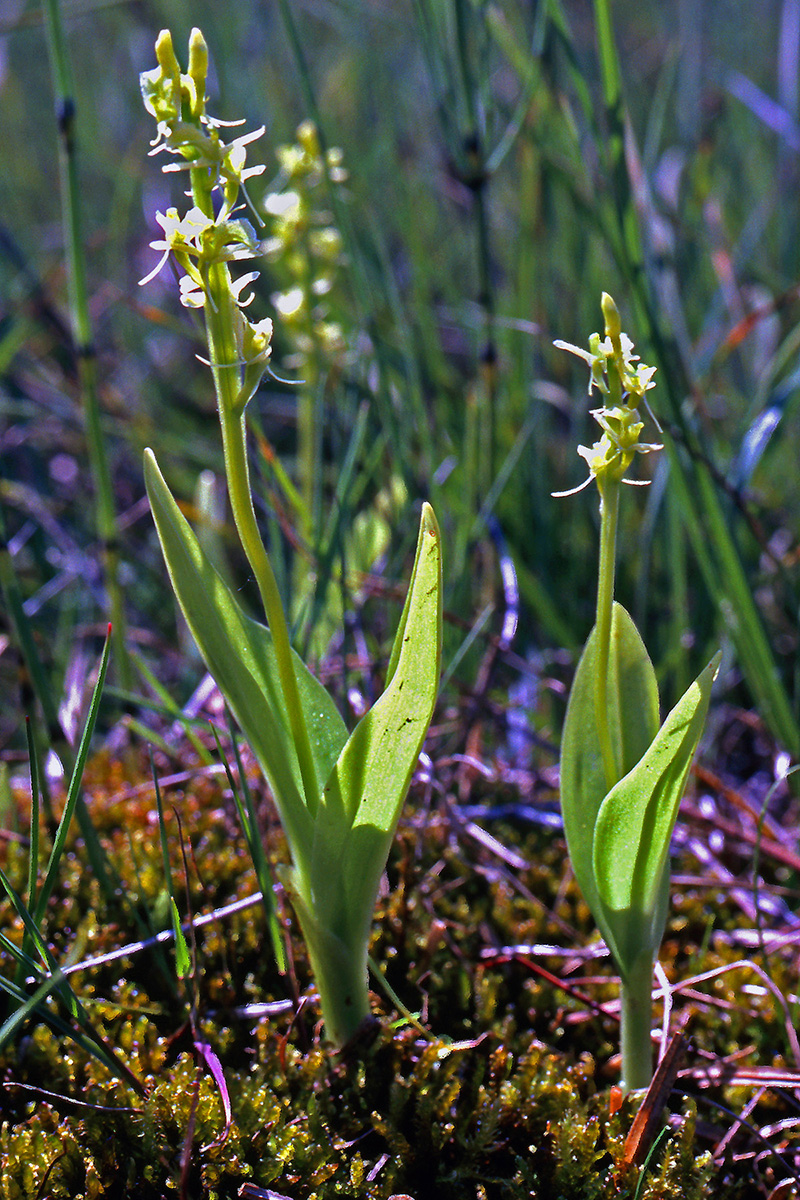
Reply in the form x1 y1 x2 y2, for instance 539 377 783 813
1 701 798 1199
3 1 800 1195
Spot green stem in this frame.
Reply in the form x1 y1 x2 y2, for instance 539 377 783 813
203 262 320 817
620 954 654 1093
308 926 371 1048
595 477 621 791
184 161 320 812
453 0 496 487
287 881 370 1047
42 0 129 689
474 183 497 492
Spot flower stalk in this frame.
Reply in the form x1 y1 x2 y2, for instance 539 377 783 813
594 475 620 792
264 120 347 526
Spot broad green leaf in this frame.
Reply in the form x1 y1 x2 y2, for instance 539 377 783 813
560 602 659 960
144 450 348 869
593 652 719 967
307 503 442 946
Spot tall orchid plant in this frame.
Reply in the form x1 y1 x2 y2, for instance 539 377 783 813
139 30 442 1049
556 294 719 1092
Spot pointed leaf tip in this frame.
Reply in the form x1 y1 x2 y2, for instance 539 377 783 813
420 500 439 535
308 498 443 949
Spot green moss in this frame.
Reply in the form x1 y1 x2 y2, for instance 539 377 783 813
0 742 796 1196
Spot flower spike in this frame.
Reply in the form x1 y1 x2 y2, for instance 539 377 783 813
553 294 660 496
139 33 273 400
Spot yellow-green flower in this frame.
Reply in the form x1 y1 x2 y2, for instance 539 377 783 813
577 405 661 487
554 324 656 407
554 293 661 497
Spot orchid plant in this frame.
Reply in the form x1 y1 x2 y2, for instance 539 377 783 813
264 118 347 529
556 294 719 1092
139 29 442 1048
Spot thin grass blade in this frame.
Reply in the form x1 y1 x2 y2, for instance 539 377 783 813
214 719 287 974
33 626 112 927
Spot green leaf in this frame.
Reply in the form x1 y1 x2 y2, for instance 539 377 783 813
286 503 442 1045
170 898 191 981
559 602 659 960
144 450 348 871
593 652 720 939
313 502 441 912
384 501 438 684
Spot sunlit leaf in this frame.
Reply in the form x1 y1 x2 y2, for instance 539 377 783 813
170 898 191 980
144 450 347 871
284 504 442 1047
560 602 659 961
593 652 719 927
313 503 441 909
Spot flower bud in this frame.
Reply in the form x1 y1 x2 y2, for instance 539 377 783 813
601 292 621 340
187 28 208 119
155 29 180 75
296 119 321 160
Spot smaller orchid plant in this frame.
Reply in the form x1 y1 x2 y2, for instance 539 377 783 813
139 30 442 1049
264 119 347 368
556 294 719 1092
262 119 354 653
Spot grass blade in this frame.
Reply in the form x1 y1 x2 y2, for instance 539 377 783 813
34 626 112 927
215 718 287 975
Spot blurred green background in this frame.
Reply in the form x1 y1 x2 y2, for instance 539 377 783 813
2 0 800 763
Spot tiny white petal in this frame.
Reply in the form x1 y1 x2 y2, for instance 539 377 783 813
552 476 595 498
138 248 171 286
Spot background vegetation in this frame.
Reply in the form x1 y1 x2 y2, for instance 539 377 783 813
3 0 800 720
1 0 800 1195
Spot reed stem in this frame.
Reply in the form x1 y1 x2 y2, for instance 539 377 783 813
42 0 130 688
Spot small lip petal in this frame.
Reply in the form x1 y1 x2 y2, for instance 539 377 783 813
553 338 597 364
205 115 247 129
231 270 260 307
178 274 206 307
552 475 595 498
138 247 171 286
